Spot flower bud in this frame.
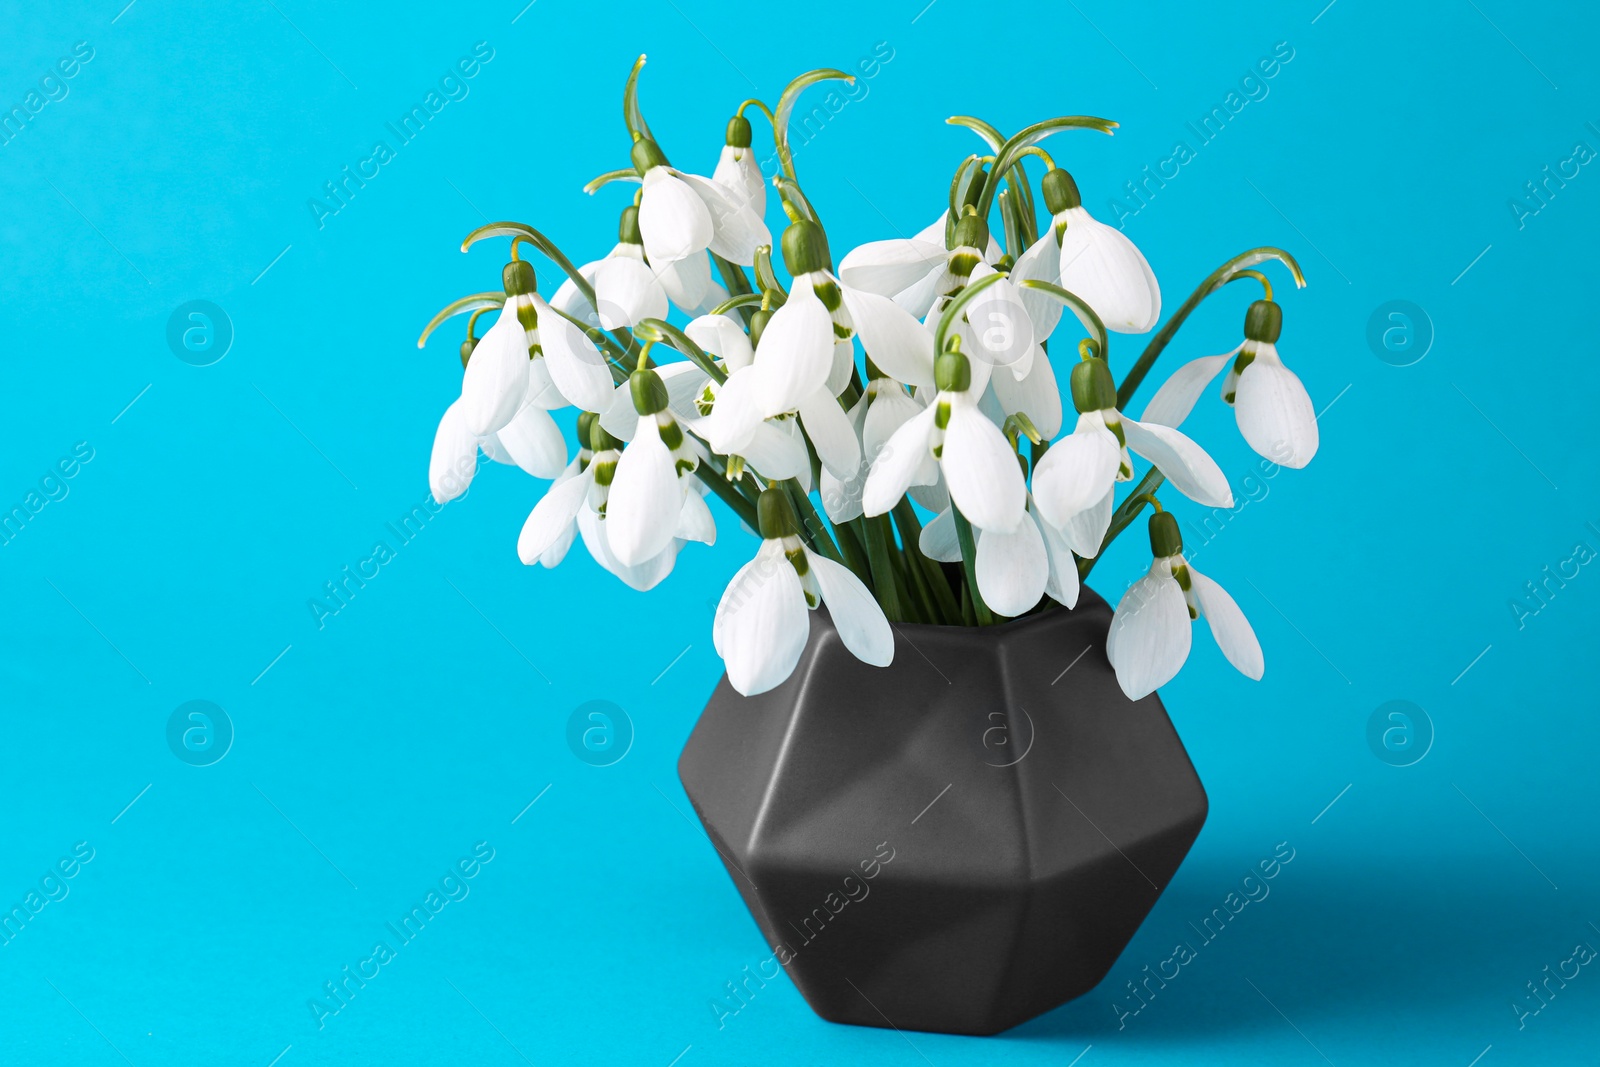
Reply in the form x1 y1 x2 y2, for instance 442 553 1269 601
630 366 669 416
577 411 598 450
1069 358 1117 413
459 336 477 369
749 307 772 348
780 220 831 277
1243 299 1282 344
1148 509 1183 558
951 212 989 252
757 487 800 539
725 114 753 149
502 259 537 297
588 416 623 454
619 205 643 246
1042 168 1082 214
630 137 668 175
935 348 972 393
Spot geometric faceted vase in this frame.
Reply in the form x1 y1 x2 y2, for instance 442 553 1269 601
678 589 1208 1035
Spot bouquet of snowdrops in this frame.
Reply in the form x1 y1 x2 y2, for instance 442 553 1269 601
418 57 1318 699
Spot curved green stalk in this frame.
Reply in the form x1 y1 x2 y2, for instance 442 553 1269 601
461 222 598 315
631 317 726 384
1017 280 1109 358
710 292 764 317
582 168 639 195
773 68 854 185
946 115 1005 151
623 54 653 142
1115 247 1305 411
1079 468 1165 580
417 292 504 349
979 116 1118 216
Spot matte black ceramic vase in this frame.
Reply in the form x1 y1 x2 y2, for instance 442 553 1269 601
677 588 1208 1036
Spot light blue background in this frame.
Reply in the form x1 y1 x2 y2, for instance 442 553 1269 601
3 1 1597 1064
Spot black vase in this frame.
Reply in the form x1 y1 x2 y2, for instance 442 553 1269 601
677 589 1207 1036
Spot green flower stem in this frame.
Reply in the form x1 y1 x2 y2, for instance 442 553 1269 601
773 68 854 186
710 292 764 317
978 115 1118 217
1078 467 1166 580
1116 246 1305 412
786 480 845 564
1015 280 1107 359
632 318 725 383
833 518 875 590
863 514 905 623
893 500 961 625
697 465 760 529
950 505 993 626
416 292 504 349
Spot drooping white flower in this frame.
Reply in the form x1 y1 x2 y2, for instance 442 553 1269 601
838 210 1003 318
459 293 530 437
1140 299 1318 468
919 497 1079 616
714 489 892 696
631 137 769 267
550 206 669 330
605 365 711 567
1011 168 1160 334
862 347 1026 533
654 251 729 317
1106 510 1263 699
711 114 766 220
1032 357 1232 558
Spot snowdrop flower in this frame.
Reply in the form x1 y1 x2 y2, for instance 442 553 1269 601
1032 357 1233 558
711 114 765 220
910 213 1034 382
714 489 892 696
1106 508 1263 700
518 412 712 588
920 498 1080 616
458 277 532 437
606 364 715 567
438 328 568 499
631 137 769 267
862 346 1026 533
1140 298 1318 468
551 206 669 330
838 210 1003 318
1011 168 1160 334
818 371 947 524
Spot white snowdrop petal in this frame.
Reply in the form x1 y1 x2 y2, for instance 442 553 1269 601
639 169 713 263
840 285 936 389
808 550 894 667
941 400 1026 532
429 400 480 504
691 368 766 455
975 517 1048 617
797 388 862 480
598 382 640 443
1057 207 1161 333
1235 357 1320 469
753 284 834 415
523 355 566 411
863 403 938 517
1189 566 1264 681
1011 228 1064 338
1029 417 1122 528
532 296 615 414
965 262 1035 372
606 418 684 566
654 251 722 314
988 343 1062 439
837 237 946 298
713 145 766 218
918 508 961 562
1107 568 1192 700
1060 487 1115 559
742 417 812 483
715 550 811 695
685 314 755 372
862 387 923 460
517 465 590 564
591 254 668 329
1140 351 1235 428
497 403 568 479
1121 418 1234 508
682 172 770 265
578 507 679 591
460 309 530 436
1035 509 1080 608
674 487 717 546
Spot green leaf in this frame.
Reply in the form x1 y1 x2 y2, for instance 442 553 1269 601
981 115 1117 214
417 292 504 349
582 168 640 196
946 115 1006 152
